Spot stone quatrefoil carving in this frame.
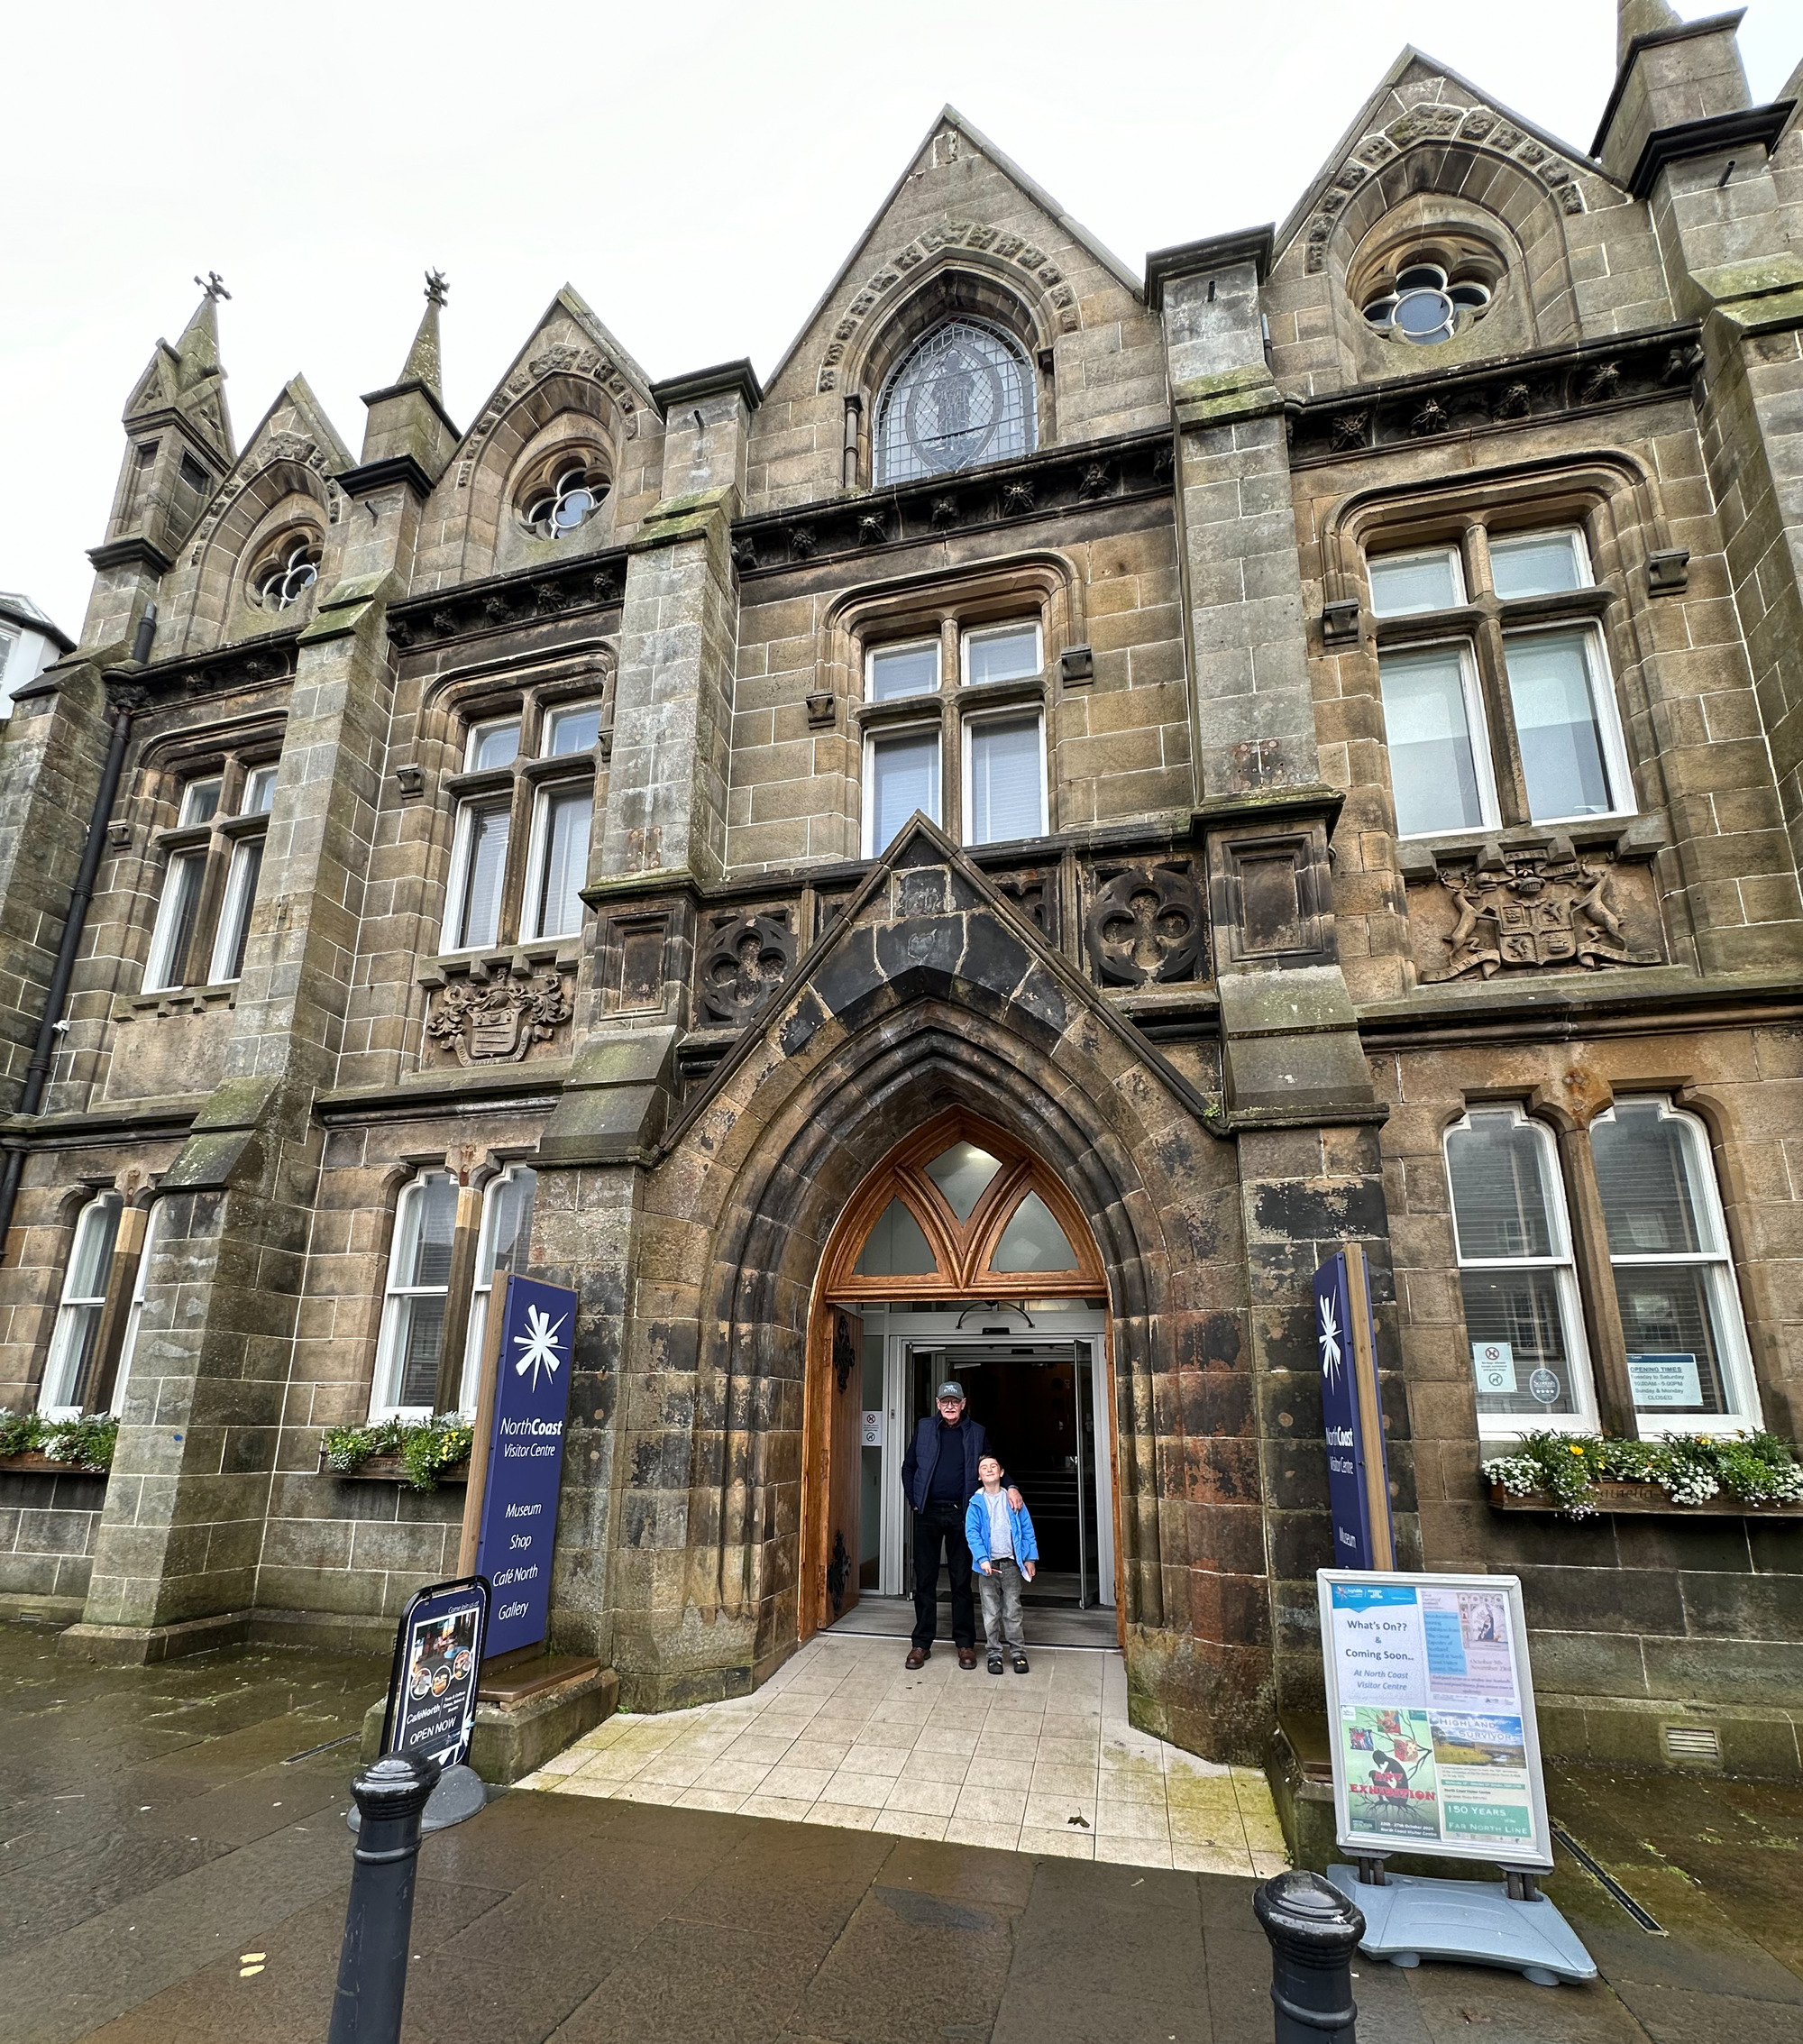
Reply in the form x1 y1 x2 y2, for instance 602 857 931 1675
425 967 573 1063
700 912 795 1025
1085 864 1204 987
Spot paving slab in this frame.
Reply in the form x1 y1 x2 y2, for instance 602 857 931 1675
4 1617 1803 2044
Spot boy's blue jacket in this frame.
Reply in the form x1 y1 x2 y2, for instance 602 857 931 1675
965 1488 1039 1570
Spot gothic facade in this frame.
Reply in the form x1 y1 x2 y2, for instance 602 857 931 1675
4 5 1803 1780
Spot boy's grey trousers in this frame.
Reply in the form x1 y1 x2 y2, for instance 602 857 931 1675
976 1557 1025 1650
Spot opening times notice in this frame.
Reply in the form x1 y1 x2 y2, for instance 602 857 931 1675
1322 1574 1548 1865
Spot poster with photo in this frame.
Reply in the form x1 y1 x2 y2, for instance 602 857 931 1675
1317 1571 1551 1869
382 1575 490 1771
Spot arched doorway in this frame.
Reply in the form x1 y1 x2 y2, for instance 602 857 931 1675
801 1108 1120 1645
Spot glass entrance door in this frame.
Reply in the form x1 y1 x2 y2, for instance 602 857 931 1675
880 1312 1113 1608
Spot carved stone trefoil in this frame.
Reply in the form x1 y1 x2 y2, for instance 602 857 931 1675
425 967 573 1063
1424 848 1659 982
700 912 794 1025
1085 864 1205 987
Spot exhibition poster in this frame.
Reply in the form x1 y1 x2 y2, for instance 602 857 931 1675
1317 1570 1552 1870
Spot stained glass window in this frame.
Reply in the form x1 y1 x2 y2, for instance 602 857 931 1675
875 320 1036 485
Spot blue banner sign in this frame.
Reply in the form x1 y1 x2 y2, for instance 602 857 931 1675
1313 1248 1394 1572
383 1574 489 1768
474 1275 578 1658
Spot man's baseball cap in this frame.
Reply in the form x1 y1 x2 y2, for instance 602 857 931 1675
934 1380 966 1403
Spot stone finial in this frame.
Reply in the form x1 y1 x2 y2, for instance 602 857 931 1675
1618 0 1681 67
398 275 445 395
174 282 226 389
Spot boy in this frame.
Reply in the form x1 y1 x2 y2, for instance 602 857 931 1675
965 1453 1039 1673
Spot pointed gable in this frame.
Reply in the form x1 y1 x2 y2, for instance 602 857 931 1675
121 293 235 467
1273 48 1617 286
749 106 1165 512
410 284 666 591
662 812 1217 1159
450 284 657 492
1260 48 1661 395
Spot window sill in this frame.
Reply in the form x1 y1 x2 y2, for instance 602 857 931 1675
416 940 581 991
1487 1479 1803 1517
1395 813 1667 879
316 1450 468 1486
120 981 239 1020
0 1451 110 1480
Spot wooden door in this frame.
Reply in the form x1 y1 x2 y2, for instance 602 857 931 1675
823 1307 863 1627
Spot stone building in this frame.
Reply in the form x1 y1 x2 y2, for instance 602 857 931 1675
4 2 1803 1782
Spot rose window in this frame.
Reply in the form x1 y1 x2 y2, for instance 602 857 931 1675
875 320 1036 486
1362 261 1492 346
523 463 610 540
254 538 321 610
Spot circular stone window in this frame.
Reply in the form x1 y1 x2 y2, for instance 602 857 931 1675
1361 259 1493 346
252 536 321 610
521 460 610 540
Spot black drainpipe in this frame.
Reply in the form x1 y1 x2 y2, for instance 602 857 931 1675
0 609 151 1261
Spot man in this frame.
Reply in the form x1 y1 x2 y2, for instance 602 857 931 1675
900 1381 1023 1670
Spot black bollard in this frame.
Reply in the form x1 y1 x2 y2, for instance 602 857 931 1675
327 1752 441 2044
1253 1870 1366 2043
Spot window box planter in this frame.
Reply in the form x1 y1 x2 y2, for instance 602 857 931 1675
316 1448 468 1487
1481 1430 1803 1520
1487 1479 1803 1517
0 1450 111 1478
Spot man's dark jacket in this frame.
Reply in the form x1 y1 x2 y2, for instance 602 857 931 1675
902 1414 992 1514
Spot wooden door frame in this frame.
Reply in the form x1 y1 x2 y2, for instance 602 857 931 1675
800 1110 1121 1646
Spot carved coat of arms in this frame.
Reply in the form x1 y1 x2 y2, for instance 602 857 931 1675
425 969 572 1064
1426 851 1656 982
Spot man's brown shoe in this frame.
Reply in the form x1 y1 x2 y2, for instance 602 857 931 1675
905 1646 930 1669
957 1647 978 1670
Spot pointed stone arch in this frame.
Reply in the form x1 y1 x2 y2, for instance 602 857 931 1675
609 820 1265 1749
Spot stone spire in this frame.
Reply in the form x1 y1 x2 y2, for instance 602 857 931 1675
398 269 448 396
1618 0 1681 68
355 270 460 483
174 271 229 390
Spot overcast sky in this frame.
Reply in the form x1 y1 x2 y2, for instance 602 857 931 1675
5 1 1796 638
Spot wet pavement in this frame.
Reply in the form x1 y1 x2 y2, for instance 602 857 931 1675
2 1614 1800 2043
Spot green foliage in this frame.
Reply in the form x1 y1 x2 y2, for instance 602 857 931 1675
320 1415 473 1492
0 1408 119 1471
1482 1430 1803 1519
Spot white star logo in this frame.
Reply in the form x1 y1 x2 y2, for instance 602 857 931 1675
513 1303 565 1389
1318 1291 1343 1390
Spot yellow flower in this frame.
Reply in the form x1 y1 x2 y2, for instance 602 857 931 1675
1570 1444 1584 1455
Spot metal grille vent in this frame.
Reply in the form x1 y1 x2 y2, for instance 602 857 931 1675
1661 1724 1722 1763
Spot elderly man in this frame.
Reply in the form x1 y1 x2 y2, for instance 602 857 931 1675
900 1381 1023 1669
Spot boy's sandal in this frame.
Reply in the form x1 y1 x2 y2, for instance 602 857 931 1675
986 1654 1003 1673
1012 1653 1030 1673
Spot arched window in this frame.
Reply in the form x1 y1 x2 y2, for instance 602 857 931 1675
372 1171 458 1417
1590 1098 1756 1429
874 320 1036 486
824 1114 1102 1300
40 1192 124 1415
113 1203 160 1417
462 1166 536 1409
1444 1104 1594 1433
371 1166 540 1418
